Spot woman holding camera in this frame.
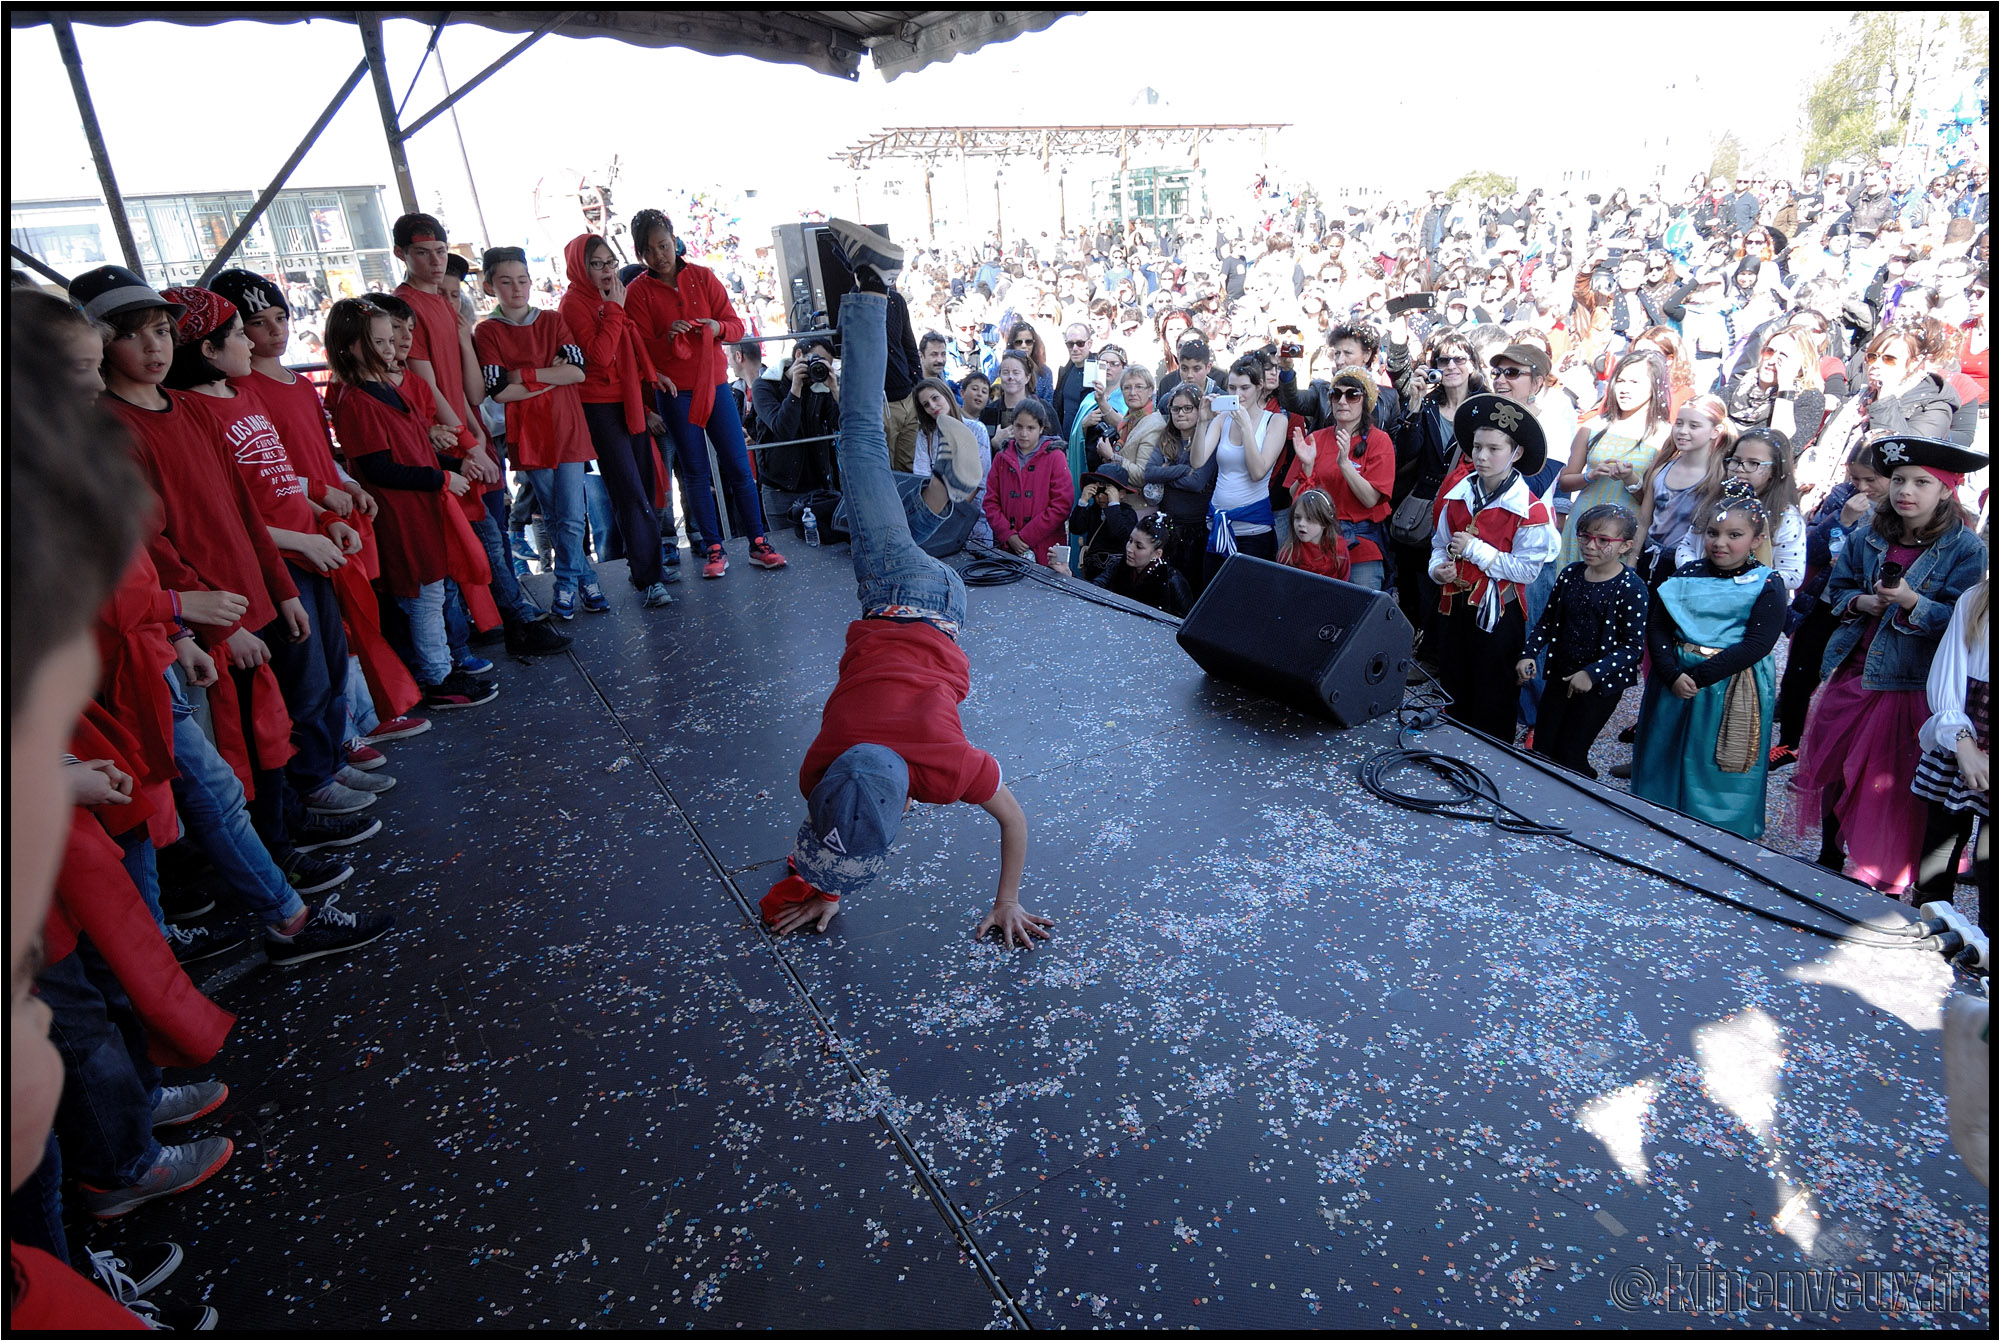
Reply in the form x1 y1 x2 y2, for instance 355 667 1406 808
1387 326 1487 624
1193 356 1288 588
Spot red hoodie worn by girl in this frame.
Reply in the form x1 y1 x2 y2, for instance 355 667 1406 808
625 258 745 429
982 437 1076 565
558 234 659 436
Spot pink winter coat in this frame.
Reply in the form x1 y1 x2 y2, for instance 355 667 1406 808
982 437 1075 564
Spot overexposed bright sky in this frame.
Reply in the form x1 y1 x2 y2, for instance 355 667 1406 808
11 11 1864 255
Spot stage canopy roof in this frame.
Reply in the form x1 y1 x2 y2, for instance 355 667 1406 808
6 9 1079 81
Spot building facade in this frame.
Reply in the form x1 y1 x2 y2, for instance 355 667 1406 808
12 185 395 301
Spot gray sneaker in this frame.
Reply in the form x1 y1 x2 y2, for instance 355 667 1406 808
80 1137 234 1219
827 218 904 286
152 1081 228 1128
641 581 675 608
304 779 376 815
334 764 396 795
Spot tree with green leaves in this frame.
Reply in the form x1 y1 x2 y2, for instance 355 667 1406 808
1799 11 1987 173
1709 133 1743 183
1444 170 1517 199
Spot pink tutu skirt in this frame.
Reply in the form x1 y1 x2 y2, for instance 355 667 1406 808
1791 664 1931 895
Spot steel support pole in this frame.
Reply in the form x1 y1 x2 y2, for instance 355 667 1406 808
51 18 143 274
198 60 370 286
359 12 420 215
10 243 71 288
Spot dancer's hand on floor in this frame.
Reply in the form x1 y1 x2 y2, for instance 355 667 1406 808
976 901 1054 949
768 893 840 936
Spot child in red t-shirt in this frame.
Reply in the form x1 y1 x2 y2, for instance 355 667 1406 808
762 223 1053 949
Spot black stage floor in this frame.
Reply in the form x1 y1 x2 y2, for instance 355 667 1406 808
132 541 1987 1330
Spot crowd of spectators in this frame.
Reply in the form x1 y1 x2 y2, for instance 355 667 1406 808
6 143 1991 1326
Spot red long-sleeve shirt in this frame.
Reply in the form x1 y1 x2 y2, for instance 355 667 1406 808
626 261 743 425
241 368 344 506
184 381 316 533
108 390 297 641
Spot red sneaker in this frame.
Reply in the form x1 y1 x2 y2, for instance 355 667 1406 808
701 544 729 579
1767 743 1798 769
747 537 788 570
366 715 432 742
343 741 388 771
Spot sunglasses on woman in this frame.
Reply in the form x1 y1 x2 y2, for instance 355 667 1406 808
1329 385 1367 402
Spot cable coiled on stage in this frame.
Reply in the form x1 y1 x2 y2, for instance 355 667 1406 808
1359 744 1930 949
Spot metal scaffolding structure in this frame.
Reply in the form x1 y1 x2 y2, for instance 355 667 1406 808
8 9 1076 285
831 123 1290 240
833 123 1290 168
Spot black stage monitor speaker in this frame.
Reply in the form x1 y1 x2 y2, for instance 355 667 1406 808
1177 553 1414 726
772 221 888 341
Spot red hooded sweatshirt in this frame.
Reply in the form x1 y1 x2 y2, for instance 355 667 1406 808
626 258 744 427
558 234 659 436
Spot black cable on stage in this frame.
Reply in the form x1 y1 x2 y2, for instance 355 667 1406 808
1357 746 1930 947
955 545 1186 626
959 556 1026 587
1358 658 1940 950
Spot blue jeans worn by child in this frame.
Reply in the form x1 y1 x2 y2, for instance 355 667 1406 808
524 460 598 584
660 385 769 552
393 581 453 685
836 291 967 627
170 670 307 926
41 942 162 1191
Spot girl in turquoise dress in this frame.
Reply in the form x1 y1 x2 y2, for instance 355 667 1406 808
1632 480 1789 839
1555 348 1673 569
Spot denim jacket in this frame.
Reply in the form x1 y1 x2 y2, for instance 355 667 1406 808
1820 522 1986 690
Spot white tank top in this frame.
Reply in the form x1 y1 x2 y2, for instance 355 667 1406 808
1211 409 1275 513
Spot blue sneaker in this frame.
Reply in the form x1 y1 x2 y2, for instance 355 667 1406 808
552 581 577 620
512 555 531 581
580 581 610 613
659 546 683 582
456 652 495 676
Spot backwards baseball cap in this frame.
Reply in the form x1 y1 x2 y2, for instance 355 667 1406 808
207 268 287 318
67 264 183 322
158 287 238 348
789 744 909 899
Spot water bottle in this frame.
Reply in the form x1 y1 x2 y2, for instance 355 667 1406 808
803 507 821 547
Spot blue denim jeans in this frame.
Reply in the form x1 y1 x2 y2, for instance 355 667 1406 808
835 291 967 626
473 483 536 619
170 672 306 926
264 563 347 792
524 461 597 584
41 942 162 1189
660 384 768 550
395 581 452 685
343 655 379 740
116 829 167 930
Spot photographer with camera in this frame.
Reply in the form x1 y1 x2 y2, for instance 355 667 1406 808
749 338 841 521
